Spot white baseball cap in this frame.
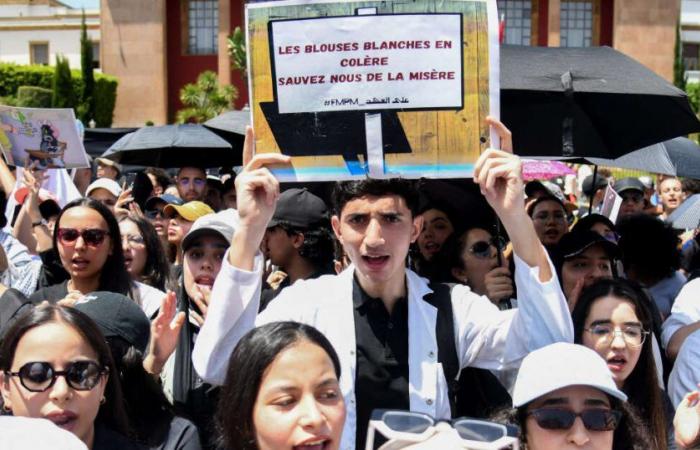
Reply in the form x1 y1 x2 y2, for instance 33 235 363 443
86 177 122 198
512 342 627 407
182 208 239 252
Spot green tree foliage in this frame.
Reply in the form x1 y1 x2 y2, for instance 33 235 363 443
227 26 247 77
51 55 77 109
17 86 53 107
176 71 237 124
79 9 96 123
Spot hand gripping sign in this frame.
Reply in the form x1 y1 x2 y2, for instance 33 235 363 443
246 0 500 181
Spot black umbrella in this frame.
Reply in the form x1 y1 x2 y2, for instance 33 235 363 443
585 137 700 179
501 45 700 158
667 194 700 229
101 124 236 168
83 127 138 158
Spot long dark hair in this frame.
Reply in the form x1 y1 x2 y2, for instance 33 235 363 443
215 322 342 450
53 198 133 296
118 214 171 291
572 278 667 450
0 304 131 437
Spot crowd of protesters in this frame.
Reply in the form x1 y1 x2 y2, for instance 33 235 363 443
0 118 699 450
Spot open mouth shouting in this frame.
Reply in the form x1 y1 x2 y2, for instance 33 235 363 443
293 437 332 450
361 254 390 271
606 354 627 374
194 275 215 289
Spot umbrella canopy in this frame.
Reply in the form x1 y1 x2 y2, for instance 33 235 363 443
101 124 237 168
501 45 700 158
83 127 138 158
522 159 576 181
667 194 700 229
585 137 700 179
203 109 249 155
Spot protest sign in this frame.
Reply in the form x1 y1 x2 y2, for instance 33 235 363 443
0 106 89 169
246 0 499 181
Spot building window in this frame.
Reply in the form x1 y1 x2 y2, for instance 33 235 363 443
29 42 49 65
560 0 593 47
187 0 218 55
497 0 532 46
91 41 100 69
683 43 700 71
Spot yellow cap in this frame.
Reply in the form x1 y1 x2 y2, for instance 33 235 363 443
164 201 214 221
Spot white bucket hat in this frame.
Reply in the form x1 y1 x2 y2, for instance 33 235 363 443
512 342 627 407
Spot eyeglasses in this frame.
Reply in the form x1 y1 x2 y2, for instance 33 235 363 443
528 408 622 432
366 409 519 450
4 361 107 392
145 208 165 220
57 228 109 247
584 324 649 347
121 234 145 247
469 237 507 259
177 178 206 188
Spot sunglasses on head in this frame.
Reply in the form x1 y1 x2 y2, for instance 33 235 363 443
527 408 621 432
5 361 107 393
57 228 109 246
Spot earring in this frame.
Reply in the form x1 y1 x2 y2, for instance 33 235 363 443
100 396 106 405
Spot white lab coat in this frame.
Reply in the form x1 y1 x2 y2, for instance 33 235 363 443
192 250 573 450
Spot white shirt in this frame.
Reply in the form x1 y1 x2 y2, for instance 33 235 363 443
192 250 573 450
661 277 700 349
668 328 700 407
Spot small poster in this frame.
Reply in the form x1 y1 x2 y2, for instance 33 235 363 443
246 0 499 181
0 106 90 169
601 183 622 223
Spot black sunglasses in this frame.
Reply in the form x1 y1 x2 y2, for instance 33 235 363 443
528 408 622 432
57 228 109 247
145 208 165 219
5 361 107 393
469 236 506 259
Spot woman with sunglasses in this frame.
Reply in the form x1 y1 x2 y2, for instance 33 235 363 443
0 304 140 449
445 225 514 308
497 342 649 450
572 278 675 450
29 198 134 303
216 321 346 450
118 214 172 315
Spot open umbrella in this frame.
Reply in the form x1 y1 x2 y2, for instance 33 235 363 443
586 137 700 179
667 194 700 230
522 159 576 181
203 109 249 155
501 45 700 159
101 124 237 168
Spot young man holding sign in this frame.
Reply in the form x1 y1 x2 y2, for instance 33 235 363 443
191 118 573 449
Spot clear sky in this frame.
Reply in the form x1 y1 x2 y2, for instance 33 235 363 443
61 0 100 9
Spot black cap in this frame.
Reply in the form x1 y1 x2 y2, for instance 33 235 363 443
582 175 609 197
572 213 616 235
268 188 328 229
556 229 620 260
613 177 645 195
144 193 184 211
73 291 150 353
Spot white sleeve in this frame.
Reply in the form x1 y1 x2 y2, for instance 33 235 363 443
668 329 700 407
661 278 700 348
191 250 265 385
455 250 573 370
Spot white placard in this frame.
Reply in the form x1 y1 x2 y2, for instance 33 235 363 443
270 13 463 113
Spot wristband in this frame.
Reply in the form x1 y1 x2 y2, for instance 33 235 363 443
31 220 45 228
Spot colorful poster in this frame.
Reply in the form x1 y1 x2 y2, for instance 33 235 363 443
0 106 89 169
246 0 499 181
601 184 622 223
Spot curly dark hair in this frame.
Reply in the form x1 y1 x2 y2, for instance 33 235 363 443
492 396 653 450
331 178 419 216
275 220 335 273
144 167 172 191
617 214 680 283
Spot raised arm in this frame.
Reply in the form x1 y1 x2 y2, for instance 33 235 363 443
474 117 552 282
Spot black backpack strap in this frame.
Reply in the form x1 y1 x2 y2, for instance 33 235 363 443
423 282 460 416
